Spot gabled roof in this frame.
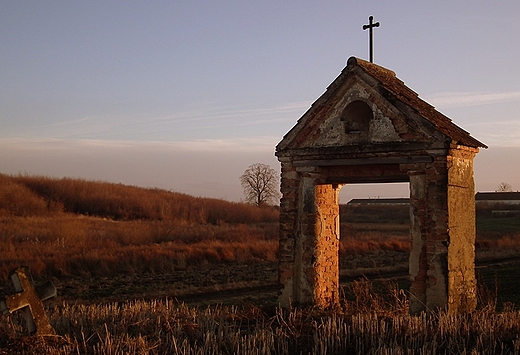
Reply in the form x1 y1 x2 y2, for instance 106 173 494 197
277 57 487 152
352 57 487 149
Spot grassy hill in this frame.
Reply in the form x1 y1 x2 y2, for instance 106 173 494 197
0 173 278 224
0 174 280 282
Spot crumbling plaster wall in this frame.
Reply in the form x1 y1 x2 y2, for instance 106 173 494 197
447 145 478 313
278 146 478 314
314 81 416 147
277 162 340 308
313 183 340 308
277 159 299 306
406 145 478 314
406 155 450 314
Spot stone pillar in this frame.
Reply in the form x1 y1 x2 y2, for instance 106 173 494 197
277 159 299 307
424 156 450 312
408 150 478 314
277 162 340 308
293 175 318 305
447 145 478 313
313 183 340 308
409 172 428 314
408 157 450 314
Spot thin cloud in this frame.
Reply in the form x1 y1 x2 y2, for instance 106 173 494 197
27 115 121 139
460 119 520 147
0 136 279 154
146 101 312 124
6 101 310 141
44 116 103 127
425 91 520 109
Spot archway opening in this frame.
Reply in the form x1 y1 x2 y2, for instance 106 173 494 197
336 182 411 296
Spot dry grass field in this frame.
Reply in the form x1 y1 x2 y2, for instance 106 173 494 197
1 173 520 353
2 284 520 354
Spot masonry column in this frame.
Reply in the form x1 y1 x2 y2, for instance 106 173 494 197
408 156 450 314
409 172 428 314
423 157 450 312
292 175 318 306
313 183 341 308
277 158 299 307
447 145 478 313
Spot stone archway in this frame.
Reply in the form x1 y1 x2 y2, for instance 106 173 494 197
275 57 486 314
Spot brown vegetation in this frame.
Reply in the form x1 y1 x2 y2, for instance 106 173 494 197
342 202 520 260
1 281 520 354
0 174 410 284
2 174 520 352
0 174 280 282
1 173 520 283
4 174 278 223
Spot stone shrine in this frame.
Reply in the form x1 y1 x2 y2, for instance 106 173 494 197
276 57 487 314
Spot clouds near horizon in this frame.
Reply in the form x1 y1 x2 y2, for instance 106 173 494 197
426 91 520 109
0 137 280 201
1 137 519 203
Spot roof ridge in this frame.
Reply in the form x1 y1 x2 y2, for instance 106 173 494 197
348 57 487 149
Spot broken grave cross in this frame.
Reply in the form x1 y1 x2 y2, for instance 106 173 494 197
0 266 57 335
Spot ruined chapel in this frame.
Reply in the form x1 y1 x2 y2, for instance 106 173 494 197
275 57 487 314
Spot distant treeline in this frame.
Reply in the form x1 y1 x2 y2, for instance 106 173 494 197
0 174 278 224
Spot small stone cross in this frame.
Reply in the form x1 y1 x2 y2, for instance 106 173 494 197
363 15 380 63
0 266 57 335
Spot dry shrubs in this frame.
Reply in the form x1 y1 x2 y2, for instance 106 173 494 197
7 174 278 223
0 175 49 217
0 216 278 280
347 278 408 316
0 173 279 281
340 232 411 255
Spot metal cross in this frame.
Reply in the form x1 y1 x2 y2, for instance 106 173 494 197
363 16 380 63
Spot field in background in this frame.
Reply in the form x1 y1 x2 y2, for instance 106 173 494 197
342 201 520 261
1 173 520 301
2 174 520 352
0 174 279 280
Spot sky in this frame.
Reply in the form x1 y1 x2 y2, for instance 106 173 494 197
2 1 520 202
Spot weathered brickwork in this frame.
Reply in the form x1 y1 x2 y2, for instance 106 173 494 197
408 172 428 313
277 159 298 303
276 57 486 313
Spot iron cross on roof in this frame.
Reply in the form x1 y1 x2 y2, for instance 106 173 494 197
363 16 380 63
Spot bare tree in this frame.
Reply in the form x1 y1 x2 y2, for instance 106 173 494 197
496 182 513 192
240 163 279 206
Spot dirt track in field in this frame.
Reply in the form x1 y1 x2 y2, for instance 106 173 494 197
45 252 520 307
